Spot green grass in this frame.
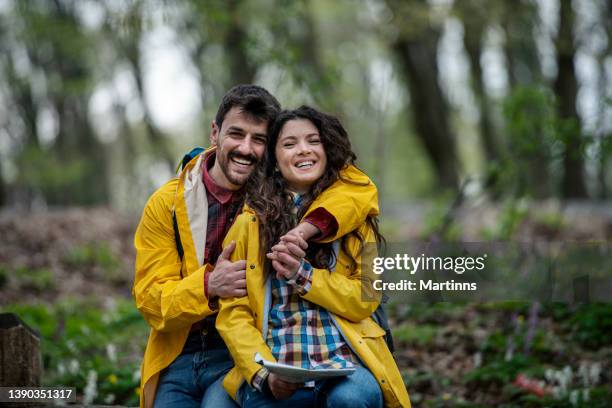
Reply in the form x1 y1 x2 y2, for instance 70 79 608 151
3 298 147 406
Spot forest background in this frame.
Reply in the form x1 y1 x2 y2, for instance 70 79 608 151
0 0 611 406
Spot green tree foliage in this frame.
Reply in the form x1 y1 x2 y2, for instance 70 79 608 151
0 0 609 208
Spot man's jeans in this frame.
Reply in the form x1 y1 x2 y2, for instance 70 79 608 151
154 348 238 408
238 365 383 408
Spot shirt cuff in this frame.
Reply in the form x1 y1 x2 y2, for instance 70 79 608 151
252 368 270 392
287 259 313 294
204 267 219 310
204 271 210 297
303 208 338 240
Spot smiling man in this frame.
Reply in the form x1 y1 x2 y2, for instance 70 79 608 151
133 85 281 408
133 85 381 408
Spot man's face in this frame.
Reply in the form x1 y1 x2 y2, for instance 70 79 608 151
209 107 268 190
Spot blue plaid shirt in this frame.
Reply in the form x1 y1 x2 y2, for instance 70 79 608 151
252 194 355 390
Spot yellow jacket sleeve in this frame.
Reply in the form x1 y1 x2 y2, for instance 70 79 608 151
132 180 214 332
300 225 381 322
216 214 276 385
305 165 379 243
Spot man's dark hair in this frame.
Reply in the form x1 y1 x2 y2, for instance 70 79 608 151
215 84 281 128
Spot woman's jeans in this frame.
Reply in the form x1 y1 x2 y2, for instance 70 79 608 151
154 348 238 408
238 365 383 408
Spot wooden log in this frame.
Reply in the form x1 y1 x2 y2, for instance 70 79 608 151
0 313 42 387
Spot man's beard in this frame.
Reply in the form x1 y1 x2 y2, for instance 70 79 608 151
219 151 258 186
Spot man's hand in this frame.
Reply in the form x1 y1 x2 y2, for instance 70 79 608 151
267 373 303 400
207 241 247 298
267 233 307 280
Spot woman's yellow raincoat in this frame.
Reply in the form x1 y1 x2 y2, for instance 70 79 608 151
216 206 411 407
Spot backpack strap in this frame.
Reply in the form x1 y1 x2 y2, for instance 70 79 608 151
330 239 395 352
372 294 395 353
172 146 205 276
172 211 184 278
176 146 206 173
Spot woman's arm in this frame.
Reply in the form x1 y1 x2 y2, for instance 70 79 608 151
303 165 379 243
217 295 276 385
278 224 382 322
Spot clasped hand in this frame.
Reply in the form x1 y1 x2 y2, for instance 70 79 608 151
266 226 309 280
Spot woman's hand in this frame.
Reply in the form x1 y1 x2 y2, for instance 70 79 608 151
267 373 303 399
286 222 320 241
267 232 308 280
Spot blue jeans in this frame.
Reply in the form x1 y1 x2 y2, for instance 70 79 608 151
154 348 238 408
238 365 383 408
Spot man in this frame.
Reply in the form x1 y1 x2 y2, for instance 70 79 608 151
133 85 379 407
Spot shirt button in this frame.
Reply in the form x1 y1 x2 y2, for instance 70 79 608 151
251 216 256 222
250 264 255 269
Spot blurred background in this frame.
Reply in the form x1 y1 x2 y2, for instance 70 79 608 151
0 0 611 406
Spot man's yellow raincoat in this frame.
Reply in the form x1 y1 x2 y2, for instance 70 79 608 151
216 205 412 407
132 149 391 407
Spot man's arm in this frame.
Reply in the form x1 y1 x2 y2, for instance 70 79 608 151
132 181 247 331
132 182 215 332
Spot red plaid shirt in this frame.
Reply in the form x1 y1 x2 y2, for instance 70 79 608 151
200 153 244 299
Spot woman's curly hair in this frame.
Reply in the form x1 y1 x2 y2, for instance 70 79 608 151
245 105 383 275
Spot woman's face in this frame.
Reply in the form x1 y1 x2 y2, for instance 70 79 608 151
275 119 327 194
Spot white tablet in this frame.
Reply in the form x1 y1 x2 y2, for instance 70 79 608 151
254 353 356 383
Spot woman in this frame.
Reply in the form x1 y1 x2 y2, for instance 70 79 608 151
216 106 411 408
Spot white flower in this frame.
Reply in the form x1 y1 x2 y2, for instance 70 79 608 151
589 362 601 385
66 340 77 353
104 393 115 404
544 368 554 383
68 359 80 375
578 362 589 387
473 352 482 368
569 390 578 406
83 370 98 405
132 369 141 382
57 362 66 376
106 343 117 363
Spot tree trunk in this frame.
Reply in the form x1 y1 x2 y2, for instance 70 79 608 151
223 0 257 85
392 30 460 191
596 0 611 199
555 0 587 198
460 2 499 165
0 313 42 387
501 0 541 87
119 2 176 173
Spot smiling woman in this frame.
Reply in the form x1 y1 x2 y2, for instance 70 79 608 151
216 106 411 407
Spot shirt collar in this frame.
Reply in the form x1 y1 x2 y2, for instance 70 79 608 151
202 152 237 204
